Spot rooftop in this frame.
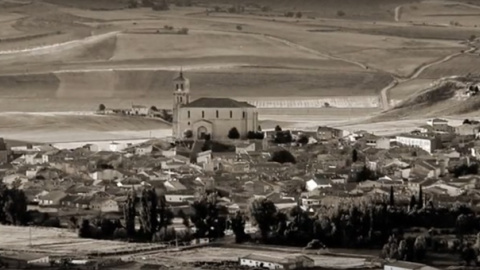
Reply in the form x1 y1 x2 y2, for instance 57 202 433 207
182 98 255 108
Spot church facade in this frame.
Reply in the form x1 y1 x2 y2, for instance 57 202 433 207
172 71 259 140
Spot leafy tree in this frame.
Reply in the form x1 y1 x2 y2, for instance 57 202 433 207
274 131 292 144
461 244 477 266
79 219 92 238
257 125 262 131
297 135 309 145
250 199 277 241
270 150 296 164
414 235 427 261
98 104 106 111
275 125 282 132
352 149 358 163
230 211 248 243
158 194 174 237
236 25 243 31
295 11 302 18
190 192 226 239
337 10 345 17
464 119 472 124
178 209 190 228
228 127 240 139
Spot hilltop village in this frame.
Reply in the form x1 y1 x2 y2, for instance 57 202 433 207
2 73 480 269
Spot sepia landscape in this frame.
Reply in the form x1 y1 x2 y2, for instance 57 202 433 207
1 0 480 269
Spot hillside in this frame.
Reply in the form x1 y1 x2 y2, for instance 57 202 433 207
374 77 480 121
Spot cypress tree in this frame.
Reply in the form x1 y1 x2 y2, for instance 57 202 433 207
409 195 417 211
418 185 423 209
389 186 395 206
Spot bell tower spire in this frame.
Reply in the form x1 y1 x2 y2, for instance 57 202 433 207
172 69 190 139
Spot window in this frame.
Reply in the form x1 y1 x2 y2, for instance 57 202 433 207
242 111 246 119
202 111 205 118
188 111 190 118
230 110 233 118
216 110 219 118
188 122 190 125
180 96 183 103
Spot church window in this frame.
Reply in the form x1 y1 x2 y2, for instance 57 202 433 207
180 84 184 90
216 110 219 118
180 96 183 103
202 111 205 118
188 122 190 125
188 111 190 118
230 110 233 118
242 111 246 119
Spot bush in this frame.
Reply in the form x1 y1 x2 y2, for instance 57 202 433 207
236 25 243 31
274 131 292 144
285 11 294 17
295 11 302 18
184 129 193 139
228 127 240 139
177 27 189 34
98 104 106 111
337 10 345 17
270 150 296 164
247 131 265 140
261 6 270 12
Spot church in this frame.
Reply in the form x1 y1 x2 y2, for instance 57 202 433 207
171 71 259 140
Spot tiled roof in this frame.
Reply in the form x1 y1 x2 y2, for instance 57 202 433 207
182 98 255 108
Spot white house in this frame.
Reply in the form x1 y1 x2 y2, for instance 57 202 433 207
131 105 150 116
135 145 153 156
306 178 332 192
196 150 212 165
89 169 124 181
165 193 195 203
395 134 438 154
384 261 440 270
239 254 314 270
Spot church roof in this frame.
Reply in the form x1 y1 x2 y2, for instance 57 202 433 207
173 71 187 81
182 98 255 108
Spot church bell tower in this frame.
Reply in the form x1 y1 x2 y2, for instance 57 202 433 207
172 69 190 139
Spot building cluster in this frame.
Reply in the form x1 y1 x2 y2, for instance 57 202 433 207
0 116 480 222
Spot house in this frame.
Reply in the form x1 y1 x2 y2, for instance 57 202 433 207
316 126 347 141
0 253 50 269
395 133 439 154
360 134 391 150
317 154 347 169
38 191 67 207
90 198 120 213
196 150 212 165
2 173 28 188
135 145 153 156
306 176 332 192
456 123 480 136
89 169 124 181
25 153 44 165
131 105 150 116
165 192 195 203
384 261 440 270
411 159 444 178
239 254 314 270
301 195 321 207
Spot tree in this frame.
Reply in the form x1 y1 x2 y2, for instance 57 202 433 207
79 219 92 238
139 188 158 240
461 244 477 266
177 27 189 34
250 198 277 241
236 25 243 31
389 186 395 207
150 106 158 111
418 186 423 209
98 104 106 111
270 150 296 164
152 0 169 10
230 211 248 243
123 191 137 239
190 192 227 239
184 129 193 139
257 125 262 131
228 127 240 139
128 0 138 8
275 125 282 132
337 10 345 17
178 209 190 228
414 235 427 261
409 195 417 211
463 119 472 125
295 11 302 18
352 149 358 163
158 194 173 237
297 135 309 145
247 131 256 140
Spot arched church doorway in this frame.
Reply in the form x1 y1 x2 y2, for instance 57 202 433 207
197 126 208 139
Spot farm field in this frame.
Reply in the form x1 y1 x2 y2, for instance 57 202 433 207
0 0 477 132
0 225 166 256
